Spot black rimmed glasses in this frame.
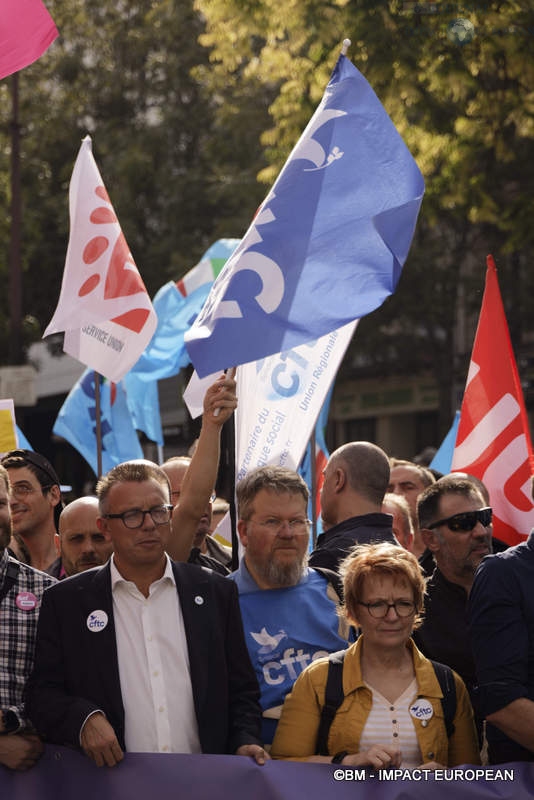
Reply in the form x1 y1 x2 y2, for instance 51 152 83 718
428 507 492 533
358 600 416 618
104 504 173 529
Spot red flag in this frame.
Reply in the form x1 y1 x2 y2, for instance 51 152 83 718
0 0 58 80
452 256 534 545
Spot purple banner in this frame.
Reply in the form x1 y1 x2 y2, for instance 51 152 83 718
3 746 532 800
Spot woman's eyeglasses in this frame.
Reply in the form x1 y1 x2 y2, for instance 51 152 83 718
358 600 416 618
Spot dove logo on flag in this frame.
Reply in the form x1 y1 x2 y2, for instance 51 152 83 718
44 136 157 383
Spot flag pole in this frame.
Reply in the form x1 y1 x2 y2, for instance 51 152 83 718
341 37 351 56
310 429 318 548
94 372 103 478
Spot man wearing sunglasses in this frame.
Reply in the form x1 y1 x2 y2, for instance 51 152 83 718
26 373 265 768
413 476 492 743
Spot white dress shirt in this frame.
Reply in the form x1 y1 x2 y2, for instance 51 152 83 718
111 555 201 754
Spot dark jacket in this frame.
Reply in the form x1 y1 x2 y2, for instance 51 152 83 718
309 513 397 572
26 560 262 754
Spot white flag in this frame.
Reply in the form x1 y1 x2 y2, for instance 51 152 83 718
44 136 157 382
183 322 356 548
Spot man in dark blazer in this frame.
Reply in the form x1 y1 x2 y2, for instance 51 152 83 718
26 373 265 767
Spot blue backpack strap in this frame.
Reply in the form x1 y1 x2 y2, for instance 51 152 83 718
315 649 347 755
431 660 456 738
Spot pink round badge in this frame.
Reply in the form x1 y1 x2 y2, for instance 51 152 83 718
16 592 38 611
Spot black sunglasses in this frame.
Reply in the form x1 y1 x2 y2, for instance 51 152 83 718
428 507 492 533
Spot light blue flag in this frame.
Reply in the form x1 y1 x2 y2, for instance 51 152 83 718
127 282 194 381
53 370 143 476
185 54 425 377
430 410 461 475
130 239 240 382
122 372 163 445
15 425 33 450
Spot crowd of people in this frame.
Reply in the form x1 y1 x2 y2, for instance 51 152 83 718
1 370 533 775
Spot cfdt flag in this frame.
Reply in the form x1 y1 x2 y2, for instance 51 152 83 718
44 136 157 382
185 54 424 377
452 256 534 545
0 0 58 80
53 370 143 476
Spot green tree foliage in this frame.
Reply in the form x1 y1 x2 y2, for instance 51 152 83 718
0 0 269 361
1 0 533 437
196 0 534 432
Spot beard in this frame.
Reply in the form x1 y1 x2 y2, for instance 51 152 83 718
250 553 307 588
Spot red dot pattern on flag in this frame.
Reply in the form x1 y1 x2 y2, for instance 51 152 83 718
82 235 108 264
77 186 150 333
79 274 101 296
90 207 116 225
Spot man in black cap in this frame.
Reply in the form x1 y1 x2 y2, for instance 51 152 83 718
0 450 63 575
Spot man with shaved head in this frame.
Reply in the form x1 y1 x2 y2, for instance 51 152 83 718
54 497 113 578
309 441 397 573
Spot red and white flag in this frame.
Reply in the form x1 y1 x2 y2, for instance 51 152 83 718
44 136 157 382
452 255 534 545
0 0 58 80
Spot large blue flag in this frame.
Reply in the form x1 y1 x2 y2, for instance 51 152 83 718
185 54 424 377
53 370 143 475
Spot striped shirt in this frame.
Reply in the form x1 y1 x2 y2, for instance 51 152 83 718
360 679 422 769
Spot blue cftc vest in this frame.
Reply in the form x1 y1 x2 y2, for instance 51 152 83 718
233 566 350 744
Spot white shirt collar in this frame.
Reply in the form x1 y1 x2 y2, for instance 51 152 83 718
110 552 176 592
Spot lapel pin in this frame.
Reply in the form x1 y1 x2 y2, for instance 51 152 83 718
87 610 109 632
194 596 204 605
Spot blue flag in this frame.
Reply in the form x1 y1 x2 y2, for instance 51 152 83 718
15 425 33 450
122 373 163 445
185 55 424 377
53 370 143 476
127 282 196 381
430 410 461 475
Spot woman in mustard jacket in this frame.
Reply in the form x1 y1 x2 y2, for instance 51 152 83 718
271 543 480 769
